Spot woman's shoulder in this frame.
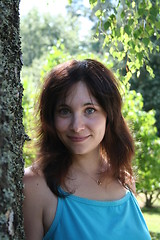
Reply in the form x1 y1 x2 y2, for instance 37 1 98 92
24 166 44 183
23 166 57 203
23 167 46 195
23 166 58 236
23 166 51 207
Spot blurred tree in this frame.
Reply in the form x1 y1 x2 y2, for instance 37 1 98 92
123 91 160 207
87 0 160 202
130 39 160 136
20 8 81 66
66 0 115 54
123 90 160 207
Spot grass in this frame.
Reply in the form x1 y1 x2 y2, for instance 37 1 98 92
142 207 160 233
138 194 160 240
142 207 160 239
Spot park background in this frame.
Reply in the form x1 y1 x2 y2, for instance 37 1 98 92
0 0 160 239
21 0 160 238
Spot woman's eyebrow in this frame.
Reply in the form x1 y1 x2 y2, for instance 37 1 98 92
57 102 99 107
57 103 69 107
83 102 99 106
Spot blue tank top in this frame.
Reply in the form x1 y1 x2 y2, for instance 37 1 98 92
43 189 151 240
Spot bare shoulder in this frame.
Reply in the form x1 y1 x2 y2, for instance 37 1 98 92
23 166 48 203
110 175 136 199
23 166 46 189
23 166 57 239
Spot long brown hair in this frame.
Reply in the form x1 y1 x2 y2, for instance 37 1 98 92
34 59 135 196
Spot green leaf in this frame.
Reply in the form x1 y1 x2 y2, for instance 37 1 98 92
128 18 134 26
124 25 131 35
89 0 97 4
89 0 98 9
142 38 150 46
104 21 111 30
146 65 155 78
126 0 131 7
133 28 143 39
156 45 159 52
128 40 135 49
138 8 145 16
121 10 125 19
95 10 102 18
132 1 136 8
150 6 159 17
137 52 143 62
155 21 160 29
115 28 121 38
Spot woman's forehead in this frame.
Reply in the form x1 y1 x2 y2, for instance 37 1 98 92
57 81 97 106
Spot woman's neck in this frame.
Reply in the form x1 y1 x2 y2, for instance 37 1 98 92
71 151 105 176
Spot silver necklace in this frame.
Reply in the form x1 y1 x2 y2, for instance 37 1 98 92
73 167 103 186
87 174 102 185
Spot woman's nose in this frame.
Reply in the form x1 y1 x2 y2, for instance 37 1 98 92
70 114 85 132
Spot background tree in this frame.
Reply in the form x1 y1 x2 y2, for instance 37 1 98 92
123 90 160 207
21 0 160 207
21 8 82 66
130 38 160 136
88 0 160 203
90 0 160 75
0 0 26 239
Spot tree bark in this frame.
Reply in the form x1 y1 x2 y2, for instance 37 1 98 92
0 0 26 239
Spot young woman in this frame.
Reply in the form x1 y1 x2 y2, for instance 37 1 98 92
23 59 151 240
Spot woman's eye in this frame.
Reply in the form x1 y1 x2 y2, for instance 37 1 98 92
58 108 71 116
85 108 96 115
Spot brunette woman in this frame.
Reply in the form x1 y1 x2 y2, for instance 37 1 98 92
23 59 151 240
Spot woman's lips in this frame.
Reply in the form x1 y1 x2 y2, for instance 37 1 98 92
68 135 90 142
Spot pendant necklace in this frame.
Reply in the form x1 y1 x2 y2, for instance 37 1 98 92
72 163 107 186
74 167 103 186
87 174 102 186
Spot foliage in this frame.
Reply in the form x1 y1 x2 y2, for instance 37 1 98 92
22 77 37 167
123 90 160 207
41 44 109 77
142 206 160 237
67 0 115 54
88 0 160 206
89 0 160 79
20 8 82 66
150 232 160 240
68 0 160 136
88 0 160 132
130 39 160 135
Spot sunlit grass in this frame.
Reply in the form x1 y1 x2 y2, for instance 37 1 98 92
142 207 160 233
137 193 160 239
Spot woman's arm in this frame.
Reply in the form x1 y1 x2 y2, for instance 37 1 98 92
23 168 45 240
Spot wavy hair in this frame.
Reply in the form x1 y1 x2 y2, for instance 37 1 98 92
34 59 135 196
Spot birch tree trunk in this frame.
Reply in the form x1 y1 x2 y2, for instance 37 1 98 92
0 0 26 239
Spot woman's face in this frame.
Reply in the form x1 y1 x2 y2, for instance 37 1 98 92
54 81 107 156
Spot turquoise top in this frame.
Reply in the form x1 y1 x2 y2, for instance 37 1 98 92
43 190 151 240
